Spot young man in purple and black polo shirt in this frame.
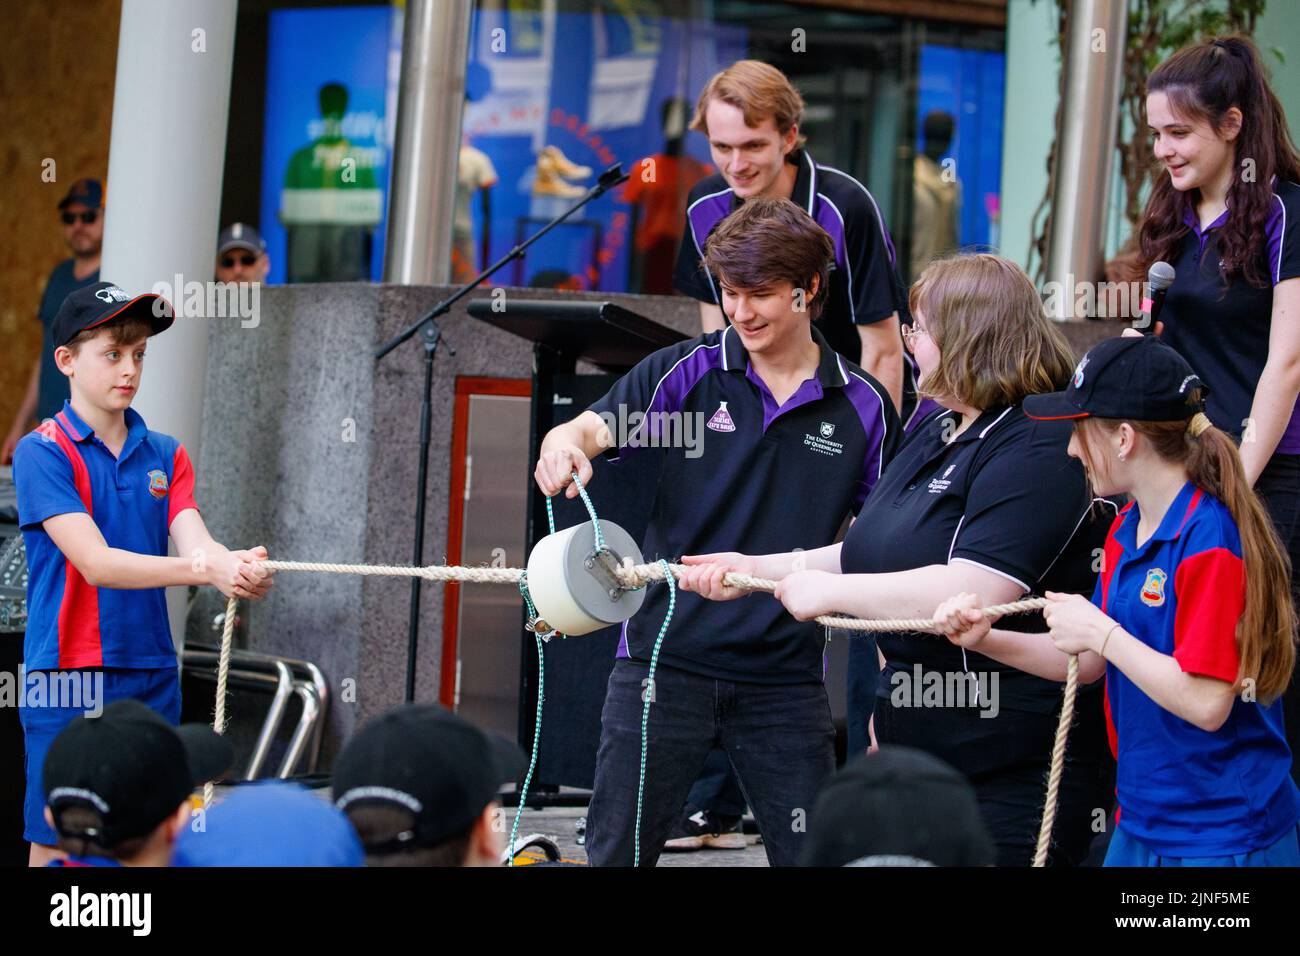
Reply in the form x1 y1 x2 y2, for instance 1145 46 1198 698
673 60 935 431
535 197 900 866
12 282 274 866
668 61 935 845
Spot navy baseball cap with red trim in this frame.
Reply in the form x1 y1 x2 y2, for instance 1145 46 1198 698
1024 335 1208 423
51 281 175 350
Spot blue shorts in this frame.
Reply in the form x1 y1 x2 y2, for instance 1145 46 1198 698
1104 821 1300 867
20 667 180 846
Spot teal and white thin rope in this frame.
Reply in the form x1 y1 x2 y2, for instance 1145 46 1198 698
633 557 676 867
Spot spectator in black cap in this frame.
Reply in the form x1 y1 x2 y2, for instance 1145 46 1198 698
215 222 270 284
801 747 995 867
42 699 233 867
332 704 525 867
2 177 103 464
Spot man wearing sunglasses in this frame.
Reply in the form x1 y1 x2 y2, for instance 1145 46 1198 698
215 223 270 284
2 178 103 464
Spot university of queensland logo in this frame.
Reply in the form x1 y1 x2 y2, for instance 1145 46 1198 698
1139 567 1167 607
820 421 835 439
147 469 169 500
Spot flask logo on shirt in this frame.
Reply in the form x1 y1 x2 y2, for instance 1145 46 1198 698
706 401 736 433
1140 567 1168 607
147 469 169 499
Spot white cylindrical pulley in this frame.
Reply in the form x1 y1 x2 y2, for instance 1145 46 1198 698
525 520 647 636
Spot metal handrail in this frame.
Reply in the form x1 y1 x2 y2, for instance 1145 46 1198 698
187 641 330 773
182 646 326 778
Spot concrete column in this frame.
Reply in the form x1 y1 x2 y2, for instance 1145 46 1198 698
383 0 473 284
1046 0 1126 310
99 0 237 644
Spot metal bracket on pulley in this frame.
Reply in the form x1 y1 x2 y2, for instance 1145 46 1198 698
583 546 630 602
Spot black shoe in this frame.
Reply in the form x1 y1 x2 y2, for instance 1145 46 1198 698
662 806 747 852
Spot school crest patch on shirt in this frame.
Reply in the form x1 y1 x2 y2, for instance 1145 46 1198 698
147 469 169 499
1139 567 1167 607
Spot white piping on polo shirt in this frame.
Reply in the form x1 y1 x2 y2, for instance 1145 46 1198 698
846 367 891 482
802 151 817 214
819 193 856 322
620 339 722 453
941 405 1022 687
817 163 895 264
833 353 851 386
1038 497 1120 583
685 187 732 303
978 406 1015 437
1272 188 1291 284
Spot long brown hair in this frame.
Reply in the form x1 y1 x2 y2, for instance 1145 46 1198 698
1077 404 1296 702
910 253 1075 409
1136 35 1300 288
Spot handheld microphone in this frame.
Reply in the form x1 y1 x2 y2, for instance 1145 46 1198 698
1136 261 1175 334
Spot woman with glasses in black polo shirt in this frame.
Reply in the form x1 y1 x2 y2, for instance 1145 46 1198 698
680 254 1114 865
1132 35 1300 775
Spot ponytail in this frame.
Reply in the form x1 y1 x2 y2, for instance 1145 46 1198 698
1082 403 1297 702
1182 414 1296 702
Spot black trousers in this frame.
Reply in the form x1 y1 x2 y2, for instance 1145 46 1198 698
585 659 835 867
1254 452 1300 786
873 680 1114 867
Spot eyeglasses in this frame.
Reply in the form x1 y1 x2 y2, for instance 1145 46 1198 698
220 254 258 269
901 323 931 350
61 210 98 225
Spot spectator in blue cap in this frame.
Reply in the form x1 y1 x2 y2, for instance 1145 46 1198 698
172 781 363 867
215 223 270 284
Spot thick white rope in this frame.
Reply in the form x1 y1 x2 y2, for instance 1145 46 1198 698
210 561 1071 864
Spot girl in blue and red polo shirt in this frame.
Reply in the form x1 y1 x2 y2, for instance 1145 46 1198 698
935 335 1300 866
1132 35 1300 777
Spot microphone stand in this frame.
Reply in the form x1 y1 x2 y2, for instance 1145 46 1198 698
374 163 630 703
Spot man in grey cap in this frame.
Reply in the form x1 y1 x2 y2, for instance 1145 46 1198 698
2 178 103 464
215 222 270 284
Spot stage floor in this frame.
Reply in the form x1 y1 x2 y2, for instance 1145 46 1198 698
511 803 769 867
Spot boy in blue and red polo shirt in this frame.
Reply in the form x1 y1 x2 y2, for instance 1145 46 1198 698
12 281 273 866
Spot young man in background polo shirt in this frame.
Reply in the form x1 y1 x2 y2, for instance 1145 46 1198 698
674 60 930 428
12 282 274 866
535 197 900 866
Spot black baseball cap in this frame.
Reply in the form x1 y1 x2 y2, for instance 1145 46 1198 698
1024 335 1208 423
58 177 103 210
332 704 525 854
800 747 995 867
217 222 266 255
51 281 174 351
44 699 234 849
